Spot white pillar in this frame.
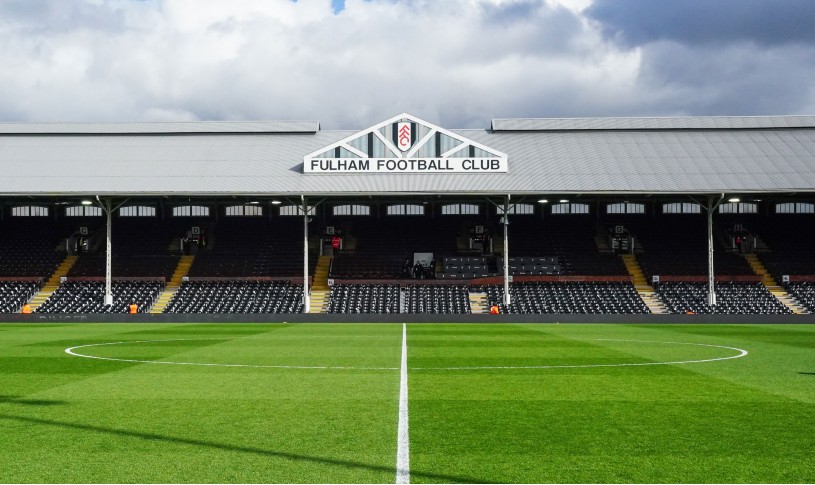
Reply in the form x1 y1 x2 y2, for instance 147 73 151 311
104 198 113 306
302 195 310 313
503 195 511 307
707 196 716 306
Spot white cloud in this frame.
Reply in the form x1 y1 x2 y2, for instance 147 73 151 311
0 0 809 128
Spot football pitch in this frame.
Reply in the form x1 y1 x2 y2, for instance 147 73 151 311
1 323 813 483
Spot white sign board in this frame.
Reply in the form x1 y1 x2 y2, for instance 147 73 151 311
306 158 506 174
303 113 509 175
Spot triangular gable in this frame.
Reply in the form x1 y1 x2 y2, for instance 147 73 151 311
304 113 508 174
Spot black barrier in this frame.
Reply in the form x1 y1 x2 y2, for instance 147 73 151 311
1 313 815 324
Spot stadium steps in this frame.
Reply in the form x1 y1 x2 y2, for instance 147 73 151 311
468 291 488 314
309 289 329 314
312 256 332 291
745 254 777 286
620 254 668 314
26 255 78 312
745 254 808 314
149 255 194 314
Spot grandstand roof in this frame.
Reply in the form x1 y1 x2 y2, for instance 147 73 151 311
1 115 814 197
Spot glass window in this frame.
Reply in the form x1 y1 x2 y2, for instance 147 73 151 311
279 205 315 216
173 205 209 217
11 206 48 217
497 203 534 215
226 205 263 217
662 202 701 214
119 206 156 217
387 204 425 216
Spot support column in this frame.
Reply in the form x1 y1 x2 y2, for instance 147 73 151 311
103 198 113 306
503 195 511 307
302 195 310 313
707 196 716 306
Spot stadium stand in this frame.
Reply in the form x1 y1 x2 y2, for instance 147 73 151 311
654 282 791 314
69 255 179 279
0 281 41 313
403 284 470 314
0 220 64 277
34 281 164 314
752 217 815 281
783 282 815 313
164 280 304 313
483 281 649 314
629 217 754 279
188 218 317 277
507 218 628 276
326 284 400 313
329 218 469 279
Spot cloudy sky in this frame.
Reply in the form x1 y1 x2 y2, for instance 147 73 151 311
0 0 813 128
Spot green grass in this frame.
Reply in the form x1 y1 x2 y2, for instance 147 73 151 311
1 323 814 483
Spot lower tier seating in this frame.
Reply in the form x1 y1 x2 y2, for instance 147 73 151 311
0 281 41 313
483 282 649 314
403 285 470 314
784 282 815 313
164 281 304 313
327 284 400 314
35 281 164 314
654 282 791 314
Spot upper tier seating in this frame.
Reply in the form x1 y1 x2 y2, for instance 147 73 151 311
164 280 304 313
783 282 815 313
189 219 317 277
326 284 400 314
507 218 628 275
69 255 180 279
483 281 649 314
0 281 41 313
329 218 467 279
754 216 815 280
627 217 753 278
403 285 470 314
0 220 66 277
35 281 164 314
654 281 791 314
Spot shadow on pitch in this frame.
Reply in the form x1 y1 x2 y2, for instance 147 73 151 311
800 372 815 376
0 395 67 406
0 413 486 483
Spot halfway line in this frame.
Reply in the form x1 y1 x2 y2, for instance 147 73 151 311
396 323 410 484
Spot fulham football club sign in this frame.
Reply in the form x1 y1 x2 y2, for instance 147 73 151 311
304 113 508 174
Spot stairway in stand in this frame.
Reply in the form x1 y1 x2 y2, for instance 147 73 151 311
468 291 488 314
309 256 332 314
26 255 78 312
149 255 194 314
620 254 667 314
745 254 807 314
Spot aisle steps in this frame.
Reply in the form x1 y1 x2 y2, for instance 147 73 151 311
149 255 194 314
620 254 668 314
27 255 77 312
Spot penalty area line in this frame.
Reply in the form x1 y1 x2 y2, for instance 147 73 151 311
396 323 410 484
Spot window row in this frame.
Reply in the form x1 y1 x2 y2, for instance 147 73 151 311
5 202 815 218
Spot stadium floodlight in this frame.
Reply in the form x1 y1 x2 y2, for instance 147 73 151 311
80 200 92 205
559 199 569 203
537 199 549 204
728 197 741 203
271 200 282 205
248 201 259 205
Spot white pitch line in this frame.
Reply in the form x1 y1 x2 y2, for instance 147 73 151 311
395 323 410 484
64 339 398 371
64 338 748 373
411 339 748 370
